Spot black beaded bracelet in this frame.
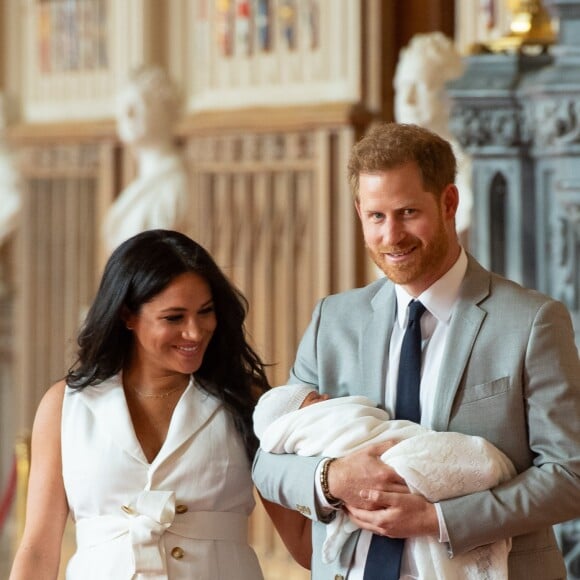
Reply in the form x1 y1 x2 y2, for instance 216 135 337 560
320 458 342 506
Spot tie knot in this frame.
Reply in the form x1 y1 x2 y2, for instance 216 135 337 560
408 300 426 324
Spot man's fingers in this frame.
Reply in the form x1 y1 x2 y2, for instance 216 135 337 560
359 483 409 504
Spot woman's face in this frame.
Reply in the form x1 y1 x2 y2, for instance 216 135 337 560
124 272 217 379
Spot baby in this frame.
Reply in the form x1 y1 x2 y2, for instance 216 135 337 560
253 385 516 580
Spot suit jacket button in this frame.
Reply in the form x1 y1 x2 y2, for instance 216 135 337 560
171 547 185 560
176 504 188 514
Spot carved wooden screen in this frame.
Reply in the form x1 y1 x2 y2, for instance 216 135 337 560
186 127 357 380
184 125 358 578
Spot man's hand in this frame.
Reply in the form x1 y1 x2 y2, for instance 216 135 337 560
345 492 439 538
326 441 407 509
326 441 439 538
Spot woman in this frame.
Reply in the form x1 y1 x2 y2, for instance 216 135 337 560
10 229 301 579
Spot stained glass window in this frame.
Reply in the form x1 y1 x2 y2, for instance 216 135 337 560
37 0 108 74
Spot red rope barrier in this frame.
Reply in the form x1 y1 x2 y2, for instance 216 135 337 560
0 455 17 533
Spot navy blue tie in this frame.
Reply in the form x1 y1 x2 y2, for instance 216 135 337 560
395 300 426 423
363 300 426 580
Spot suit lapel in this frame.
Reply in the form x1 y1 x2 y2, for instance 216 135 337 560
431 255 491 431
361 281 397 407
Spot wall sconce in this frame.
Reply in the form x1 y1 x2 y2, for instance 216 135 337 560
477 0 556 53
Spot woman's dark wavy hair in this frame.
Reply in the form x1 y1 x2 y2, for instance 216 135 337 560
67 229 270 460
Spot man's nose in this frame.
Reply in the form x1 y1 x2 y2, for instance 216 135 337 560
380 218 406 246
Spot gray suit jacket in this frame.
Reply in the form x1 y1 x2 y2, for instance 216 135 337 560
253 255 580 580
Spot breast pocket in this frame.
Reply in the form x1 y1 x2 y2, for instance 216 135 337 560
459 376 510 405
449 376 522 449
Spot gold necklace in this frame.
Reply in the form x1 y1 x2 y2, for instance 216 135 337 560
131 383 186 399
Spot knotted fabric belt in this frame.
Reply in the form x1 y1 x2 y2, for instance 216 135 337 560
75 490 248 579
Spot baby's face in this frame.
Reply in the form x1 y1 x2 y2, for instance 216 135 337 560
300 391 329 408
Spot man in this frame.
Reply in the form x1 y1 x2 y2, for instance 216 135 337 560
252 123 580 579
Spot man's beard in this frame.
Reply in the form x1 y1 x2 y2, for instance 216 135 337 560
370 225 449 287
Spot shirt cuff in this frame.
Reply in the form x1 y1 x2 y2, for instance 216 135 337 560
435 502 450 543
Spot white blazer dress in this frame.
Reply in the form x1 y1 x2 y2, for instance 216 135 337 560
61 374 263 580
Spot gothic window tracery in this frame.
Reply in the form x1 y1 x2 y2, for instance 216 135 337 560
490 171 508 277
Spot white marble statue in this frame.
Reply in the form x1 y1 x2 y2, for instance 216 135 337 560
394 32 473 237
103 66 190 253
0 93 21 246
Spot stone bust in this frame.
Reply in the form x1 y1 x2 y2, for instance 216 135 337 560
0 92 21 246
0 92 21 296
103 65 190 253
394 32 473 237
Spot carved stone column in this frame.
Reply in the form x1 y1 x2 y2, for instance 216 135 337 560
448 0 580 346
447 51 550 289
516 0 580 345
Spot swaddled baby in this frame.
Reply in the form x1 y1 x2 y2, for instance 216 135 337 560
254 385 516 580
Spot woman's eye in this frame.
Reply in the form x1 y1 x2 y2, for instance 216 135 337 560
199 305 215 316
164 315 183 322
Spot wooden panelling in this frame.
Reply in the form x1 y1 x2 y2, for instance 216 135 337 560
13 141 113 432
394 0 455 49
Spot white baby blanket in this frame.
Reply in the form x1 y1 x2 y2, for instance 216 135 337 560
259 395 516 580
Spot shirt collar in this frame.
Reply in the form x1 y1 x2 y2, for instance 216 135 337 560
395 248 467 327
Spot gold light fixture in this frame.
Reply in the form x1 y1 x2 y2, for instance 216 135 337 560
477 0 556 53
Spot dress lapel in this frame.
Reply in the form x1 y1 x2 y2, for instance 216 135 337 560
78 374 150 465
77 374 223 468
152 379 222 468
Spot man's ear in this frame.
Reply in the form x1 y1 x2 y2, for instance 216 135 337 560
441 184 459 219
355 199 362 220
